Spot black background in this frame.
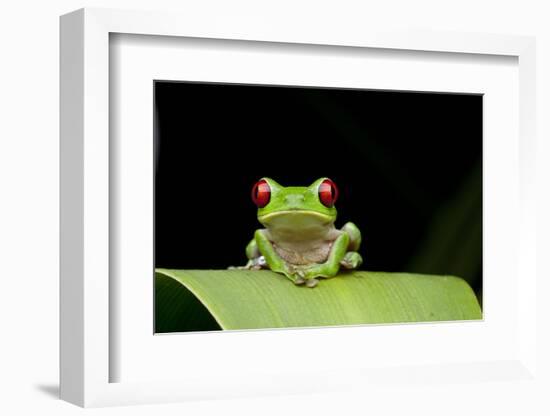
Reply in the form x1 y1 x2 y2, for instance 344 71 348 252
154 81 482 300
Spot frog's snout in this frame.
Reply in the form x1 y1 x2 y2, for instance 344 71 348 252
284 194 305 207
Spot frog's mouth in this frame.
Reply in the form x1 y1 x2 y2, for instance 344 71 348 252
258 210 334 229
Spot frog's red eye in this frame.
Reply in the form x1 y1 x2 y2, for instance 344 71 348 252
318 178 338 208
252 179 271 208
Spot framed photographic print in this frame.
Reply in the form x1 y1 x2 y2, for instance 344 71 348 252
153 80 483 333
60 7 539 408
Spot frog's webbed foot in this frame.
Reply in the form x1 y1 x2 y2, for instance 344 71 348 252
282 265 304 285
252 255 267 270
293 269 318 287
228 256 267 270
340 252 363 270
283 267 316 287
305 278 319 288
293 268 306 285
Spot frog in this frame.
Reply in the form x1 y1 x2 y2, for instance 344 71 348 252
232 177 363 288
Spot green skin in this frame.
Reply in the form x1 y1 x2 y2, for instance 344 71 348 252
234 177 363 288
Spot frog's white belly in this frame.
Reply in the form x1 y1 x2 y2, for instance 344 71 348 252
272 241 333 265
265 225 342 266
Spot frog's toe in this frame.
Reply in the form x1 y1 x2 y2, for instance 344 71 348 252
293 269 307 284
294 276 306 285
296 269 306 278
340 260 352 269
305 278 319 288
340 252 363 270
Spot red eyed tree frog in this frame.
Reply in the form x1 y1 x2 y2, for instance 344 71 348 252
233 178 363 288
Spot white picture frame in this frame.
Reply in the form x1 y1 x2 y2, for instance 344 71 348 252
60 7 538 408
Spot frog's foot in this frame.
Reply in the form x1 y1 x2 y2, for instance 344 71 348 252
294 277 306 285
293 268 306 285
229 256 268 271
250 256 268 270
305 278 319 288
340 252 363 270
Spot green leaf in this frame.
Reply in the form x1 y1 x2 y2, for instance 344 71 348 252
155 269 481 332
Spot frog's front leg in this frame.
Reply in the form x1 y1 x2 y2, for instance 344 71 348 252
244 238 267 270
301 232 351 287
254 229 303 284
342 222 361 252
339 222 363 270
228 238 265 270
